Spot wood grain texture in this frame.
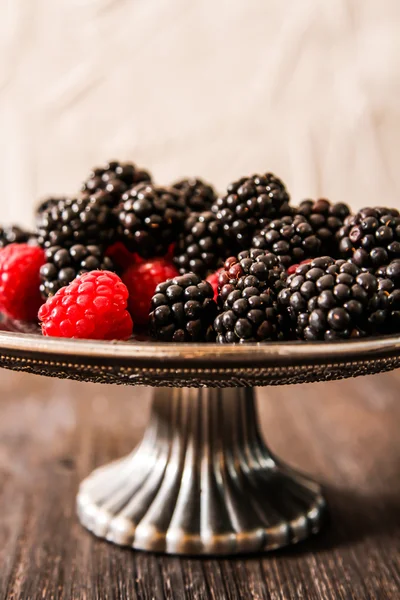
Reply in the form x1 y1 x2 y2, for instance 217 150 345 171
0 370 399 599
2 1 400 227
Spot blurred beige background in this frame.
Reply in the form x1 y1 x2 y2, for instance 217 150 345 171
1 0 400 228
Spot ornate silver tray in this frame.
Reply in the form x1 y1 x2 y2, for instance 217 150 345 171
0 325 399 556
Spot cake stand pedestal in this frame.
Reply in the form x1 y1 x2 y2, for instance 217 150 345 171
77 387 324 554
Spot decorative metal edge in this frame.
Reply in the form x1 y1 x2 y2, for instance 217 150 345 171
0 351 399 387
1 329 400 364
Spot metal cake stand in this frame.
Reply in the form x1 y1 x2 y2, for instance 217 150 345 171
0 327 399 556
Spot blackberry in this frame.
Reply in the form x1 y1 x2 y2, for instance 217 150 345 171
118 183 185 258
369 259 400 333
36 191 117 249
173 211 228 277
376 258 400 282
277 256 381 340
214 275 282 343
296 198 350 257
252 215 321 268
0 225 35 248
171 178 216 213
36 196 69 215
218 249 287 305
82 160 151 206
149 272 217 342
40 244 115 298
337 207 400 268
212 173 291 250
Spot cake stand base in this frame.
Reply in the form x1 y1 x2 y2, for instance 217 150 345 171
77 387 326 555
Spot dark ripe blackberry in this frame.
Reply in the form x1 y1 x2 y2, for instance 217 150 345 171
337 207 400 269
277 256 381 340
173 211 229 277
118 183 186 258
171 178 216 213
214 274 282 343
296 198 351 257
218 249 287 306
39 244 115 298
82 160 151 206
252 215 321 268
37 191 117 249
36 196 68 215
0 225 36 248
376 258 400 283
368 259 400 333
149 272 217 342
212 173 291 250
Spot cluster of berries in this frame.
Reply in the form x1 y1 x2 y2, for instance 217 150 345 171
1 160 400 343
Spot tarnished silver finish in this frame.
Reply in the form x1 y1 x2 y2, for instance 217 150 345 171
0 331 400 387
77 387 325 554
0 329 399 554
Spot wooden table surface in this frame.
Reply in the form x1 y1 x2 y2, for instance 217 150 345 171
0 369 399 600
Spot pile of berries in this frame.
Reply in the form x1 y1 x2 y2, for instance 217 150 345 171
1 159 400 344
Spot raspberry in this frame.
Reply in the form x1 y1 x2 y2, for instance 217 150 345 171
122 258 179 326
206 268 223 302
106 242 137 271
40 243 115 299
38 271 133 340
0 244 45 322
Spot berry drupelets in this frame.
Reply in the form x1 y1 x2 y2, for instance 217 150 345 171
36 196 68 214
213 173 291 251
122 258 179 326
252 215 321 268
118 183 186 258
278 256 382 340
296 199 350 257
337 207 400 268
149 273 217 342
82 160 151 205
206 268 223 302
40 244 115 298
172 178 216 213
252 200 351 268
173 211 228 277
214 250 288 343
214 276 282 343
218 249 287 304
39 271 133 340
0 225 36 248
37 192 117 250
0 244 45 322
370 259 400 333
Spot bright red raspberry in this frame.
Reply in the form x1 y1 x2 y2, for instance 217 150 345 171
38 270 133 340
0 243 45 322
122 258 178 326
206 268 223 302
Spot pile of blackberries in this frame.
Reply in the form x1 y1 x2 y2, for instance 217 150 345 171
6 160 400 343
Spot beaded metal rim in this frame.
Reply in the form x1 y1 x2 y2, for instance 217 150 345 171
0 330 399 387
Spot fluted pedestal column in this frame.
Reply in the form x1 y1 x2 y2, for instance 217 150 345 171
77 387 326 555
